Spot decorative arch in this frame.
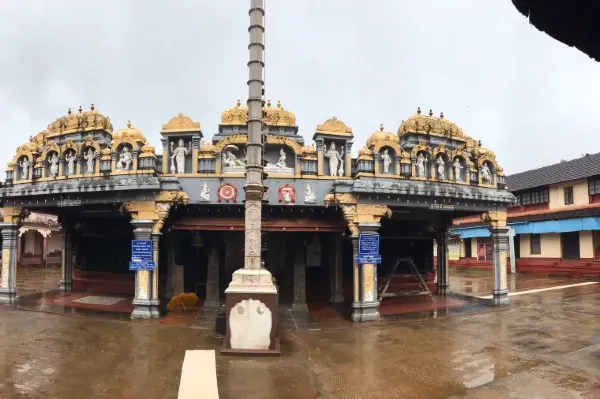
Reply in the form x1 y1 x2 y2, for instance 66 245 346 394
410 142 431 158
112 138 139 152
40 141 61 160
214 134 248 152
81 135 101 153
12 150 34 164
477 154 498 170
60 139 80 157
265 135 303 154
371 139 400 154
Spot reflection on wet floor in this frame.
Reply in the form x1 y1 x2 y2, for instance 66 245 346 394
2 282 600 397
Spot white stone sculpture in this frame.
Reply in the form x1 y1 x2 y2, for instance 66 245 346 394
264 147 294 174
229 299 272 350
200 182 210 202
381 149 392 174
453 158 464 181
304 184 316 204
436 155 445 179
416 153 428 177
20 158 30 180
171 138 190 174
117 147 133 170
481 163 491 184
84 148 95 174
222 145 246 172
49 153 59 177
66 152 76 175
324 142 344 177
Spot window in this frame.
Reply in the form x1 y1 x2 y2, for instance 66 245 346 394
516 188 549 206
589 179 600 195
530 234 541 255
564 186 574 205
464 238 472 258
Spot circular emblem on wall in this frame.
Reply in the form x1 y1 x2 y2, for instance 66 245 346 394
217 182 237 203
278 184 296 204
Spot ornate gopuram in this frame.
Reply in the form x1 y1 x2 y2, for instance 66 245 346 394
0 104 515 321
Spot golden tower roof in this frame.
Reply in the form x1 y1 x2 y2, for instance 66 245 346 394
112 120 147 145
357 145 373 161
220 99 296 127
315 116 353 137
46 105 113 137
398 108 464 138
366 124 399 148
161 112 201 133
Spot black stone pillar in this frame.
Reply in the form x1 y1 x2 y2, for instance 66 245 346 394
436 232 450 295
204 239 221 310
60 229 73 292
330 234 344 303
291 238 308 313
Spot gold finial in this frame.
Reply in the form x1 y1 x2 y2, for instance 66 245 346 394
417 107 421 114
91 104 95 111
440 112 444 119
277 100 282 108
78 105 82 113
380 123 384 131
236 99 241 107
267 100 272 107
68 108 72 115
127 120 132 128
429 109 433 117
478 140 482 147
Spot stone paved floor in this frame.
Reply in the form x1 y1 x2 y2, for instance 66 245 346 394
1 282 600 398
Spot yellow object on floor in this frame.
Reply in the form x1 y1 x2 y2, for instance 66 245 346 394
178 350 219 399
167 293 199 312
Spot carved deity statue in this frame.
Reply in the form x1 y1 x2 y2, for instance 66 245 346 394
275 148 287 169
84 148 95 174
381 149 392 174
481 163 491 184
20 158 30 180
170 138 190 174
49 153 59 177
117 147 133 170
416 153 428 177
304 184 316 204
65 152 77 175
436 155 445 179
324 142 344 177
222 145 246 170
200 181 210 202
453 158 464 181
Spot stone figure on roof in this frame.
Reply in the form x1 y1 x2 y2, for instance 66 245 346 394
325 142 344 177
481 163 491 184
416 153 428 177
453 158 463 181
66 152 76 175
171 139 190 174
20 157 30 180
49 153 59 177
117 147 132 170
381 149 392 174
84 148 95 174
436 155 445 179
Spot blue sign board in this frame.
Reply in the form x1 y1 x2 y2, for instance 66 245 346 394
358 233 379 255
355 254 382 264
129 260 155 271
131 240 153 262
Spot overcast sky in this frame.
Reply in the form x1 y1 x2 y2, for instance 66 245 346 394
1 0 599 175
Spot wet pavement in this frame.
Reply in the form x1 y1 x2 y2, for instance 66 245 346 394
1 281 600 398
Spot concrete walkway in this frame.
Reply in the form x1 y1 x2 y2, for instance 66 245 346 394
1 281 600 397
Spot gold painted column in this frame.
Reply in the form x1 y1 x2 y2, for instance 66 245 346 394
0 207 26 303
351 222 380 322
131 219 154 319
483 210 510 305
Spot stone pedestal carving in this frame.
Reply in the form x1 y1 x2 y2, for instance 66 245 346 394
0 224 19 303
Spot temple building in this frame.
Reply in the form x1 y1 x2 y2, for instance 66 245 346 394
0 103 514 320
452 153 600 276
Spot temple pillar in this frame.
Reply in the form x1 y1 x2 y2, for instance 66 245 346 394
436 232 450 295
351 223 380 322
165 232 175 300
59 229 73 292
42 234 48 263
483 211 510 305
291 237 308 313
131 219 154 319
150 231 161 318
16 234 22 267
0 224 20 303
330 234 344 304
204 239 221 310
